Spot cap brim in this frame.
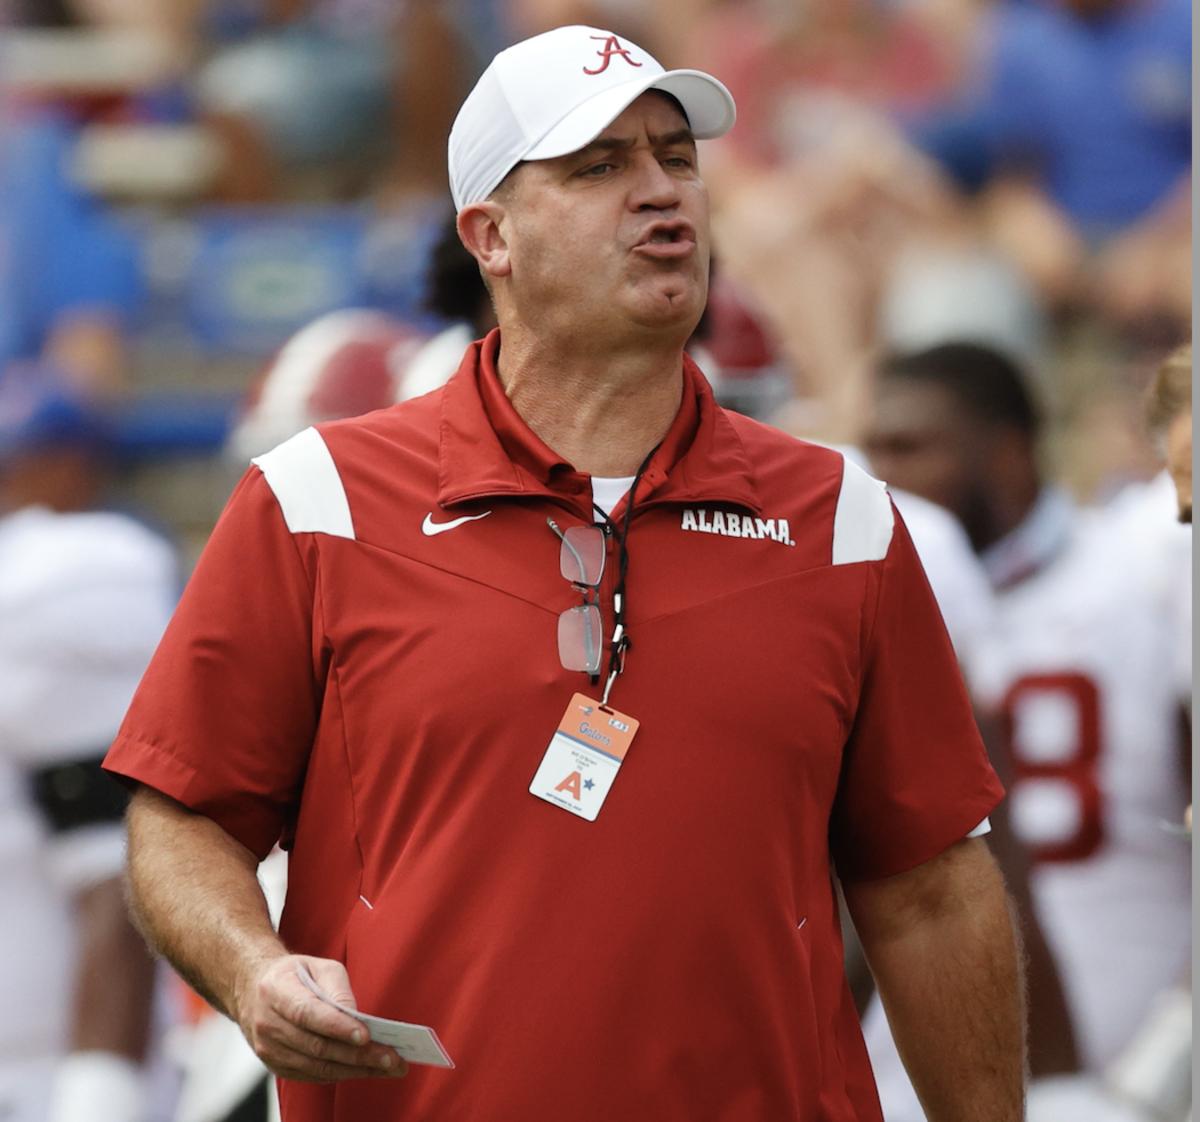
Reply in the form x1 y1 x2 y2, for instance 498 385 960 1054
523 68 735 163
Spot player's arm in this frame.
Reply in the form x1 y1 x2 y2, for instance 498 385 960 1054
21 746 159 1121
974 711 1079 1077
70 875 156 1054
124 785 407 1083
843 837 1026 1122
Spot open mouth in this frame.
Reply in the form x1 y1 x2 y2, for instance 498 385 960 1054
635 222 696 257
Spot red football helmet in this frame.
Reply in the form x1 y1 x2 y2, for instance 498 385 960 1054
228 309 428 460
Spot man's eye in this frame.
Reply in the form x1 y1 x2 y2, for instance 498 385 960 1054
580 162 614 177
664 156 693 168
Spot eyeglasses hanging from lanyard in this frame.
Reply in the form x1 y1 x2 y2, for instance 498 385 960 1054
547 447 656 705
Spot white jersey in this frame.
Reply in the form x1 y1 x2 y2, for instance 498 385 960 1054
831 447 997 676
0 506 176 1114
396 322 473 403
889 488 996 684
865 485 1191 1119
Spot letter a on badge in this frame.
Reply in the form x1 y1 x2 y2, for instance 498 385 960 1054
555 771 583 800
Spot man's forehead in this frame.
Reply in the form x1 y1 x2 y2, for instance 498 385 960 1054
496 91 693 194
874 380 958 427
591 90 693 144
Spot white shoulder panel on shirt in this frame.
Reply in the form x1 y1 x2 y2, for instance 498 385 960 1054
252 426 355 540
832 454 894 565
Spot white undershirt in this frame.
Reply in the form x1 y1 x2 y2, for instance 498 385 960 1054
587 474 993 844
590 475 636 519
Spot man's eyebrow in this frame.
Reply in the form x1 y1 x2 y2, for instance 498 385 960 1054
649 128 697 148
575 136 636 158
571 128 697 160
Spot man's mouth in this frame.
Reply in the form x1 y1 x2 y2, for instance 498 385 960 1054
634 221 697 259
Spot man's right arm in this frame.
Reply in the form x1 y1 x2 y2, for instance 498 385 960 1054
125 786 407 1083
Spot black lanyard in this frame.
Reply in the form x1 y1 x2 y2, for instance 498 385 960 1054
590 445 657 704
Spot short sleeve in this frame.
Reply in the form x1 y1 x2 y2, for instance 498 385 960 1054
831 506 1004 881
103 469 324 859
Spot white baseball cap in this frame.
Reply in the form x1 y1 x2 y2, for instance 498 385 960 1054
448 25 736 211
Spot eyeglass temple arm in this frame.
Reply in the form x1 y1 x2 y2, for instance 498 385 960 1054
547 517 593 586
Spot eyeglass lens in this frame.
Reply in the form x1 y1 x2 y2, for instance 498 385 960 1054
558 603 604 674
559 525 605 587
555 524 607 675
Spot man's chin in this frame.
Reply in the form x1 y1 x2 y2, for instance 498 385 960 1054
625 282 705 335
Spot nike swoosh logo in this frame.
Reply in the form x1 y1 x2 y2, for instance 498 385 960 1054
421 511 492 536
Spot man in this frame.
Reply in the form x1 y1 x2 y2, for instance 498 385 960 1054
863 342 1191 1121
0 366 177 1122
107 26 1023 1122
1147 342 1192 524
1090 340 1191 1122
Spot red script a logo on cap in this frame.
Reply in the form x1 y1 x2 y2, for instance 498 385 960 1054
583 35 642 75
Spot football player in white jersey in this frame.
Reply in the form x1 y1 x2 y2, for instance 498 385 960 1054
0 368 178 1122
1091 342 1191 1122
861 341 1191 1122
1146 341 1192 527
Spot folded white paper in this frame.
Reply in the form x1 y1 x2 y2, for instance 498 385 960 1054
296 963 455 1068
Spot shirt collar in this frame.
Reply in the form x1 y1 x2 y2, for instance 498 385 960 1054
981 486 1075 589
437 328 762 517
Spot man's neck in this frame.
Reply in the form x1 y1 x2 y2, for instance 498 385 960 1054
495 325 685 477
970 478 1042 554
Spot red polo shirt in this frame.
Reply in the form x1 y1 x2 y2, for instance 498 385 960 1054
105 331 1001 1122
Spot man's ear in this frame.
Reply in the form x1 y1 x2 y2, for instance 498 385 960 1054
457 201 512 280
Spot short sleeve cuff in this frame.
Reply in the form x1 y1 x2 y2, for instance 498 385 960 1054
836 782 1004 883
104 733 284 859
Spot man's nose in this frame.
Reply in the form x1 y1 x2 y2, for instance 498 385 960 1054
629 154 682 210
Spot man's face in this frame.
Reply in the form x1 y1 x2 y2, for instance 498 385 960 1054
863 379 985 524
1165 410 1192 523
498 92 710 341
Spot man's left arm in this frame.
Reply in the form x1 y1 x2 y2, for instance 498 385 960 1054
844 837 1026 1122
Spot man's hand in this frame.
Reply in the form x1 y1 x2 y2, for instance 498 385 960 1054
124 790 409 1085
234 954 409 1083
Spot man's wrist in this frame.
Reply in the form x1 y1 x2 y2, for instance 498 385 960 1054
228 940 291 1025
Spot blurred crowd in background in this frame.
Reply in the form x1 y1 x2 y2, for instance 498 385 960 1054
0 0 1191 1120
0 0 1191 517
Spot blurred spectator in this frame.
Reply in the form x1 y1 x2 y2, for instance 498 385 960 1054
195 0 476 204
0 111 144 393
921 0 1191 331
860 342 1191 1120
685 0 958 169
712 103 973 441
194 11 395 200
0 366 178 1122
